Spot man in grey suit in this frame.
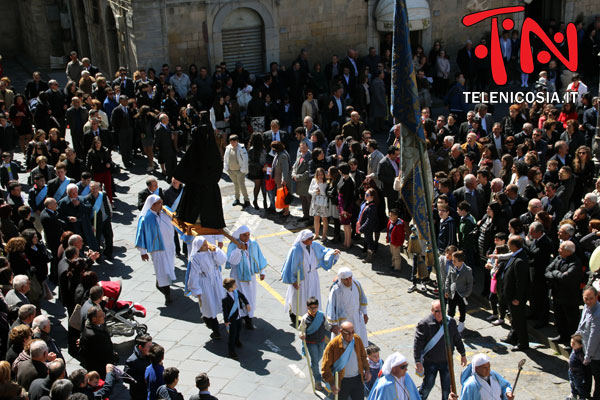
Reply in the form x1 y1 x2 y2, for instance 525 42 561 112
292 141 312 222
5 275 31 308
475 103 494 134
578 286 600 398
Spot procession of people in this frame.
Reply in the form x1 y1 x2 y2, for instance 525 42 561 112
0 8 599 400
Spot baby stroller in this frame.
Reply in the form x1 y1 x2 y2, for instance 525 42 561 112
99 280 148 337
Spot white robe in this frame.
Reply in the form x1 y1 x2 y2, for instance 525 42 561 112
187 249 227 318
284 246 322 316
328 281 368 345
138 210 176 287
228 242 265 318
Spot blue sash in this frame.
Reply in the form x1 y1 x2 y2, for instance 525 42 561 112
305 311 324 335
152 187 160 196
92 192 104 214
35 186 48 206
332 338 355 374
171 188 183 212
228 290 239 319
54 178 70 199
421 319 448 362
80 185 90 197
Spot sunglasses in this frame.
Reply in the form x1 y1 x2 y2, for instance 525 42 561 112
398 364 408 370
341 330 354 335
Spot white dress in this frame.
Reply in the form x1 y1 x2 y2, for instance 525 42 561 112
328 281 369 346
308 180 329 218
140 210 176 287
187 249 227 318
228 243 265 318
284 246 322 316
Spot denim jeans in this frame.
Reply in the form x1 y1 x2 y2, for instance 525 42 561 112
419 361 450 400
306 341 325 382
267 189 276 209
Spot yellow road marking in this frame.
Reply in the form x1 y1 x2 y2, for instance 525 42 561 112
369 324 416 336
258 279 286 305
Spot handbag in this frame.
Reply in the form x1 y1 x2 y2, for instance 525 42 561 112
490 273 498 294
276 185 288 209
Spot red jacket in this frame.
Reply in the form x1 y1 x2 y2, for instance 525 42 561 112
386 219 405 246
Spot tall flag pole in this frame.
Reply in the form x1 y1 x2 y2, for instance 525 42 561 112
391 0 457 393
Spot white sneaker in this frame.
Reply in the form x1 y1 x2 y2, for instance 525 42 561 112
491 318 503 326
407 285 417 293
458 322 465 333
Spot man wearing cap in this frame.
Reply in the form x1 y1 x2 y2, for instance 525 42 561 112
454 354 513 400
226 225 268 329
368 352 421 399
321 321 371 399
281 229 340 324
135 194 176 304
326 267 369 346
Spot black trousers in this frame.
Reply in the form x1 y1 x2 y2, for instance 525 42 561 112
553 302 579 342
508 302 529 347
590 360 600 399
448 295 467 322
228 318 242 354
95 219 114 257
202 317 219 334
339 375 363 400
529 278 549 324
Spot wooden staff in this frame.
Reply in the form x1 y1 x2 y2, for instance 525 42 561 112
302 338 316 393
334 371 339 400
296 269 301 330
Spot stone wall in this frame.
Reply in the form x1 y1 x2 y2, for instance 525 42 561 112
17 0 54 69
276 0 370 67
0 0 22 55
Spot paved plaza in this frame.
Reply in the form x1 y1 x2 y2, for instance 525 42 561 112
15 147 568 400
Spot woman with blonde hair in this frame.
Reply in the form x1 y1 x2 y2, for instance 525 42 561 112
308 167 329 242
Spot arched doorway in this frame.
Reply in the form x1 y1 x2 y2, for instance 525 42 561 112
221 8 265 74
75 0 91 57
105 6 120 76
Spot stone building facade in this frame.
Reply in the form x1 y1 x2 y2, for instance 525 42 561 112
1 0 598 80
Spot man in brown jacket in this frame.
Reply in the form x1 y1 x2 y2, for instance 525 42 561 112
321 321 371 399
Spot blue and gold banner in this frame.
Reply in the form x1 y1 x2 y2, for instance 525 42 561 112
391 0 433 242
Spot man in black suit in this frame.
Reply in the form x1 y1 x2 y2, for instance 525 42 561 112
456 40 476 89
137 177 164 211
112 67 135 98
487 122 505 156
549 140 573 168
65 97 89 156
376 146 400 213
81 58 100 77
328 86 346 130
453 174 485 220
47 163 75 201
24 72 49 101
457 111 476 143
326 135 351 166
83 118 111 153
339 66 356 102
111 95 134 168
505 184 528 219
45 80 66 130
503 235 530 351
325 55 341 86
154 114 178 181
519 198 542 231
40 197 65 282
262 119 290 151
85 181 113 259
340 49 360 80
545 240 583 345
541 182 565 226
527 222 553 328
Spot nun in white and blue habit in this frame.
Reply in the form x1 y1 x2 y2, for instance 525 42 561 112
135 194 176 304
459 353 513 400
185 235 227 339
326 267 369 346
367 352 421 400
281 229 339 321
225 225 268 328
